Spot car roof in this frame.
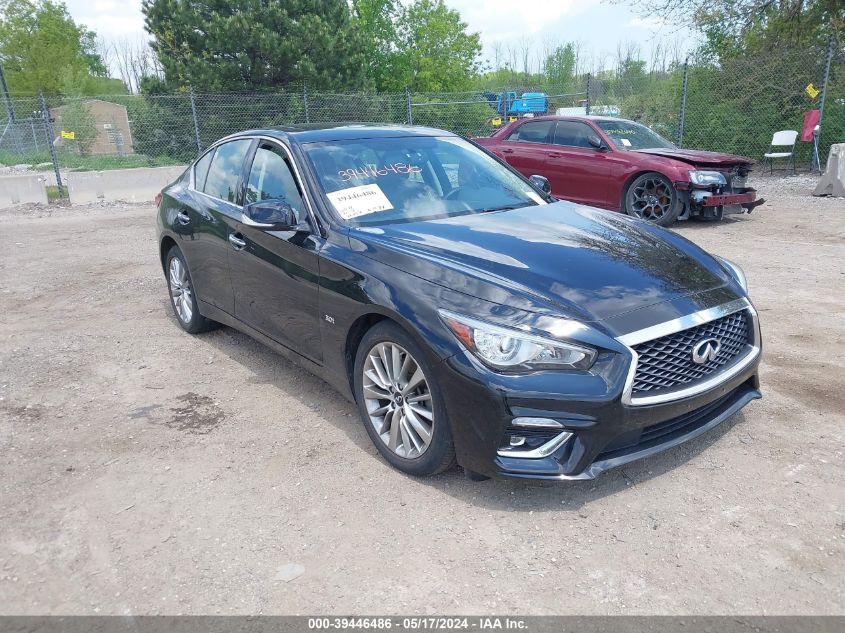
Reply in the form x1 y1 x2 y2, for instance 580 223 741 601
515 115 635 124
217 123 457 145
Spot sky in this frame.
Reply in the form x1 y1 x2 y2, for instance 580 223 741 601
63 0 696 75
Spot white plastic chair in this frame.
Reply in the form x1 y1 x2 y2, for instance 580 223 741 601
764 130 798 174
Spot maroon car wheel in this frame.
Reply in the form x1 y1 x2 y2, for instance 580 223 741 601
624 173 681 226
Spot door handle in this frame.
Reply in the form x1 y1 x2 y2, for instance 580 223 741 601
548 152 562 158
501 148 514 154
176 210 190 225
228 233 246 251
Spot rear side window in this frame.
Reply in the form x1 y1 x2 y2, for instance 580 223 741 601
507 120 555 144
553 121 595 148
193 150 213 190
203 139 252 203
245 143 304 219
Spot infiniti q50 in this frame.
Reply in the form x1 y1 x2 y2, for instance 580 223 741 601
155 124 761 480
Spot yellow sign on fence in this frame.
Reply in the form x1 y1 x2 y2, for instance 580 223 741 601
60 130 75 140
806 83 820 99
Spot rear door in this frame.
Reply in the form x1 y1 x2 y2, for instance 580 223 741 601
228 139 324 363
178 138 253 315
493 120 557 180
543 120 612 207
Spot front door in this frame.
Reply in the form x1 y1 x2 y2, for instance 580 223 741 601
228 140 324 363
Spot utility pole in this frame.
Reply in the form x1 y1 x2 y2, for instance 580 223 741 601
0 64 16 123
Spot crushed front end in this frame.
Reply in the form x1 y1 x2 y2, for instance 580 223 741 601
676 165 765 221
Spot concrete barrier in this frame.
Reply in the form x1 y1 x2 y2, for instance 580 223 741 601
814 143 845 198
67 165 187 204
0 174 49 206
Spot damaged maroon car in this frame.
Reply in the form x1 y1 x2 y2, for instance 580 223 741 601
474 116 764 226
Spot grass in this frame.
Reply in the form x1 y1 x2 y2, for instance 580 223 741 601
0 151 184 172
46 185 62 203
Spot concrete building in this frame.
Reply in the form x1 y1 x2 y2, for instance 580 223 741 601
49 99 134 155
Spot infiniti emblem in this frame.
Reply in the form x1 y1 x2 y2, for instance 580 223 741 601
691 337 722 364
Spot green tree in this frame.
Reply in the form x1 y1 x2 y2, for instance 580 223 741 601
59 99 98 155
626 0 842 54
142 0 370 92
352 0 399 92
544 43 576 90
0 0 110 95
385 0 482 92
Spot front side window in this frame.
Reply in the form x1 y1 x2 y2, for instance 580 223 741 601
203 139 252 203
553 121 596 149
304 135 548 227
506 120 555 144
245 143 304 219
595 120 675 150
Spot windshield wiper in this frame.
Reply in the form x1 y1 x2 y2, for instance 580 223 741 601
476 203 529 214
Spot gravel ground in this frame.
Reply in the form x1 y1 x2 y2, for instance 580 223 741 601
0 175 843 615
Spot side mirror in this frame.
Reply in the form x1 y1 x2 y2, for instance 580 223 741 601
242 200 308 232
588 134 607 151
529 174 552 194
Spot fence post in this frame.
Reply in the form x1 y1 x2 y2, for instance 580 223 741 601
39 93 64 200
677 57 689 147
405 88 413 125
303 85 310 124
815 35 834 172
189 88 202 154
585 73 591 115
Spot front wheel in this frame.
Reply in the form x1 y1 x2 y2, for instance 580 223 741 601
354 322 456 477
624 172 681 226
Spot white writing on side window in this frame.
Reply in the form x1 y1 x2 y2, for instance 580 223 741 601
326 184 394 219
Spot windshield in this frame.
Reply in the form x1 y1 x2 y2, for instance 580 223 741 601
595 120 675 150
303 135 547 226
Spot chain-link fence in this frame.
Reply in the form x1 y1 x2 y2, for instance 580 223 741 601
1 37 840 198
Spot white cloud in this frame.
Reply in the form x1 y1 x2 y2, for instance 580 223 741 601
449 0 600 42
626 16 669 31
65 0 145 39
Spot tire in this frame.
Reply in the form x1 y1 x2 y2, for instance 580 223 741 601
164 245 217 334
623 172 681 227
353 321 456 477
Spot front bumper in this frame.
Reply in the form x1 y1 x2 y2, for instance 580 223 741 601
434 308 762 481
676 186 765 220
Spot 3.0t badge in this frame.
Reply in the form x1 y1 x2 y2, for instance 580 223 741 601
692 337 722 364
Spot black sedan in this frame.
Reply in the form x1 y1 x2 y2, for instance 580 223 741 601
156 124 762 481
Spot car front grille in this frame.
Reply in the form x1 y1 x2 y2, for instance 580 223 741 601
631 310 751 396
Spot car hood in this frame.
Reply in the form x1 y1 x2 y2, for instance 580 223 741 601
348 201 733 323
635 147 753 167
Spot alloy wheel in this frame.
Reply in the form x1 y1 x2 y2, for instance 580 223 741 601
627 175 674 222
168 257 194 324
362 342 434 459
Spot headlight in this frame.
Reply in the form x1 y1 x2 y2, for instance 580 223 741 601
715 256 748 292
689 170 727 186
438 310 596 372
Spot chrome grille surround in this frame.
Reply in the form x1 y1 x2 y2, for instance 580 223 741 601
618 298 760 406
631 311 749 394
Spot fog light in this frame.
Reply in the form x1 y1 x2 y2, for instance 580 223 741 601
509 436 526 447
512 417 564 429
497 430 574 459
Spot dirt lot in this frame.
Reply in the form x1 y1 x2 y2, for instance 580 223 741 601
0 175 843 615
